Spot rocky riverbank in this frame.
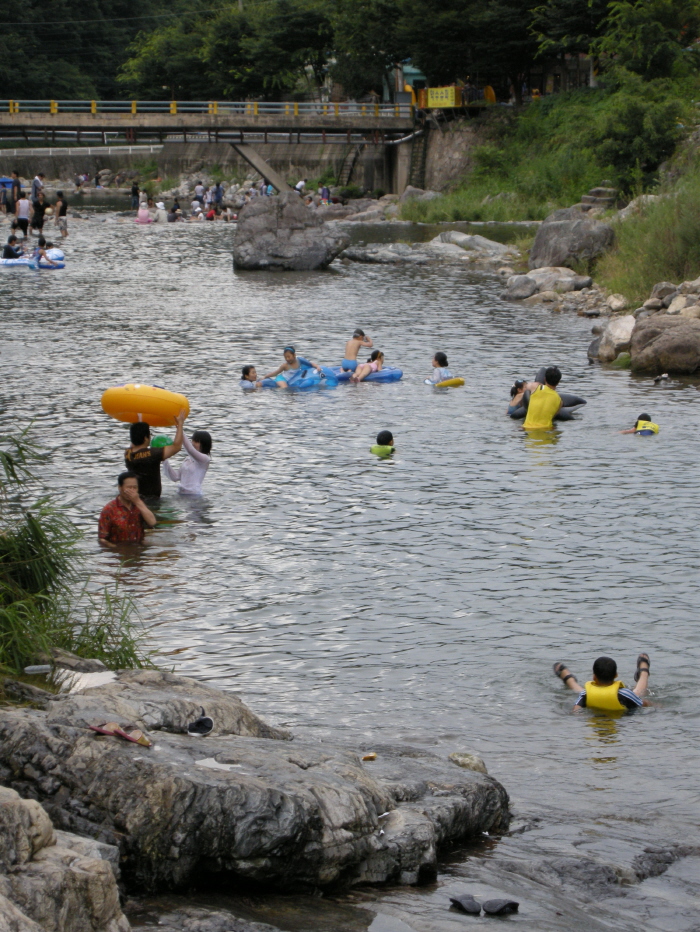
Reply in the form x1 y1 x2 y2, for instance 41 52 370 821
0 668 509 931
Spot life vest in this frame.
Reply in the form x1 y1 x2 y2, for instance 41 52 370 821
584 680 627 711
371 444 394 457
635 420 659 435
523 385 561 430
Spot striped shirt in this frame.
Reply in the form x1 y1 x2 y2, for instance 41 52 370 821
576 688 643 710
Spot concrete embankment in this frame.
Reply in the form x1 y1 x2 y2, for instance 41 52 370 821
0 120 484 194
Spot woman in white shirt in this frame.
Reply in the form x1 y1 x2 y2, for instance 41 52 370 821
162 430 212 495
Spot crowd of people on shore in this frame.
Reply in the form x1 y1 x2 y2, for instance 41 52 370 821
1 170 69 241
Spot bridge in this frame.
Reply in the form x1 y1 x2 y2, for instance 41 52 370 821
0 100 416 144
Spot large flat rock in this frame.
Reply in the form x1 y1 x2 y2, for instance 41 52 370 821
0 672 508 895
630 315 700 373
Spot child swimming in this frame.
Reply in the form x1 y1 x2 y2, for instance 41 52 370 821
425 352 453 384
162 430 212 495
620 412 659 435
262 346 322 386
351 349 384 383
240 365 262 389
342 329 373 371
371 430 395 457
553 654 650 711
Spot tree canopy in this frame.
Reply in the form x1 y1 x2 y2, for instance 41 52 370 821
1 0 700 101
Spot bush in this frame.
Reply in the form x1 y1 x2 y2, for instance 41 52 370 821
596 161 700 304
0 432 149 674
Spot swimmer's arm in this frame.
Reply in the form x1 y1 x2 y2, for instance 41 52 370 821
620 428 636 434
263 364 285 378
162 410 186 460
361 336 373 348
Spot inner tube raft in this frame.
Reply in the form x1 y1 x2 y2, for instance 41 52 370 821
426 377 465 388
509 390 587 421
323 365 403 384
261 368 338 391
101 384 190 426
1 253 65 270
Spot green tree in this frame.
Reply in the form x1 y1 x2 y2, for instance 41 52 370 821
118 21 213 99
594 0 700 79
397 0 477 86
470 0 540 101
532 0 609 56
331 0 405 99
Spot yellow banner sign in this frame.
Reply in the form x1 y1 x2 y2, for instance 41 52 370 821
427 86 459 108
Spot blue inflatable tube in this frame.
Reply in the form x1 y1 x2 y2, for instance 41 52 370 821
261 367 338 391
322 365 403 384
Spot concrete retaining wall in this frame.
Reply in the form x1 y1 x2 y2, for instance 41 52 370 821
0 140 394 193
424 120 480 191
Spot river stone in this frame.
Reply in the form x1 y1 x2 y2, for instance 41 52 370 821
643 298 664 309
597 315 636 363
0 786 128 932
679 304 700 319
678 276 700 295
232 192 349 270
651 281 677 300
448 752 487 774
666 294 692 315
503 275 538 299
528 207 614 270
630 316 700 373
606 294 628 312
433 231 514 256
587 336 602 359
0 673 509 894
134 907 283 932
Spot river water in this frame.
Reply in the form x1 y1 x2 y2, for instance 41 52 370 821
1 215 699 931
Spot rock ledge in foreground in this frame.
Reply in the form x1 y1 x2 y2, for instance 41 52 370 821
0 671 509 895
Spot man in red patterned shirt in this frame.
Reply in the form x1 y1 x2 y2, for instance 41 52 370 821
98 471 157 547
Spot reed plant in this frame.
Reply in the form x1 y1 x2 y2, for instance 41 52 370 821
0 431 149 674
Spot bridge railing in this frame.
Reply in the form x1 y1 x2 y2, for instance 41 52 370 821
0 100 414 118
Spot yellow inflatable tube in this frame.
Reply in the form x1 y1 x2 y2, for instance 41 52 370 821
435 377 465 388
101 384 189 427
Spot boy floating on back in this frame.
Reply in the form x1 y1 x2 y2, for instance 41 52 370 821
553 654 650 711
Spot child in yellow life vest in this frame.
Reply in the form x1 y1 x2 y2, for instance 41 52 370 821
553 654 650 711
620 412 659 436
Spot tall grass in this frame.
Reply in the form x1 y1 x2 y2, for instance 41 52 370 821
0 431 150 674
596 165 700 305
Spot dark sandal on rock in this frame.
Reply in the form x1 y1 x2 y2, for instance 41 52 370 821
553 662 575 684
634 653 650 682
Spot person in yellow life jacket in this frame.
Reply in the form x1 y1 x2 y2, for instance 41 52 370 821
522 366 562 430
620 412 659 436
553 654 650 711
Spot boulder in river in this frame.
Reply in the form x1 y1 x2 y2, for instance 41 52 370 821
433 231 516 256
597 315 636 363
0 670 509 894
232 192 349 271
630 315 700 373
529 207 614 270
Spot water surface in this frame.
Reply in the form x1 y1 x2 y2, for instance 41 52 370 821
1 215 698 931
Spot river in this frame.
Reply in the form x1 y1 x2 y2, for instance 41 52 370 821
1 214 699 931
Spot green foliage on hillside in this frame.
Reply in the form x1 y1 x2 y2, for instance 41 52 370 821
401 74 693 222
597 161 700 304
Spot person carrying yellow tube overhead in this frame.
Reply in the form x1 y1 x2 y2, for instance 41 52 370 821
522 366 562 429
553 655 651 711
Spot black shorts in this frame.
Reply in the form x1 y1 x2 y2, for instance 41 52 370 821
15 218 28 235
31 218 44 230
